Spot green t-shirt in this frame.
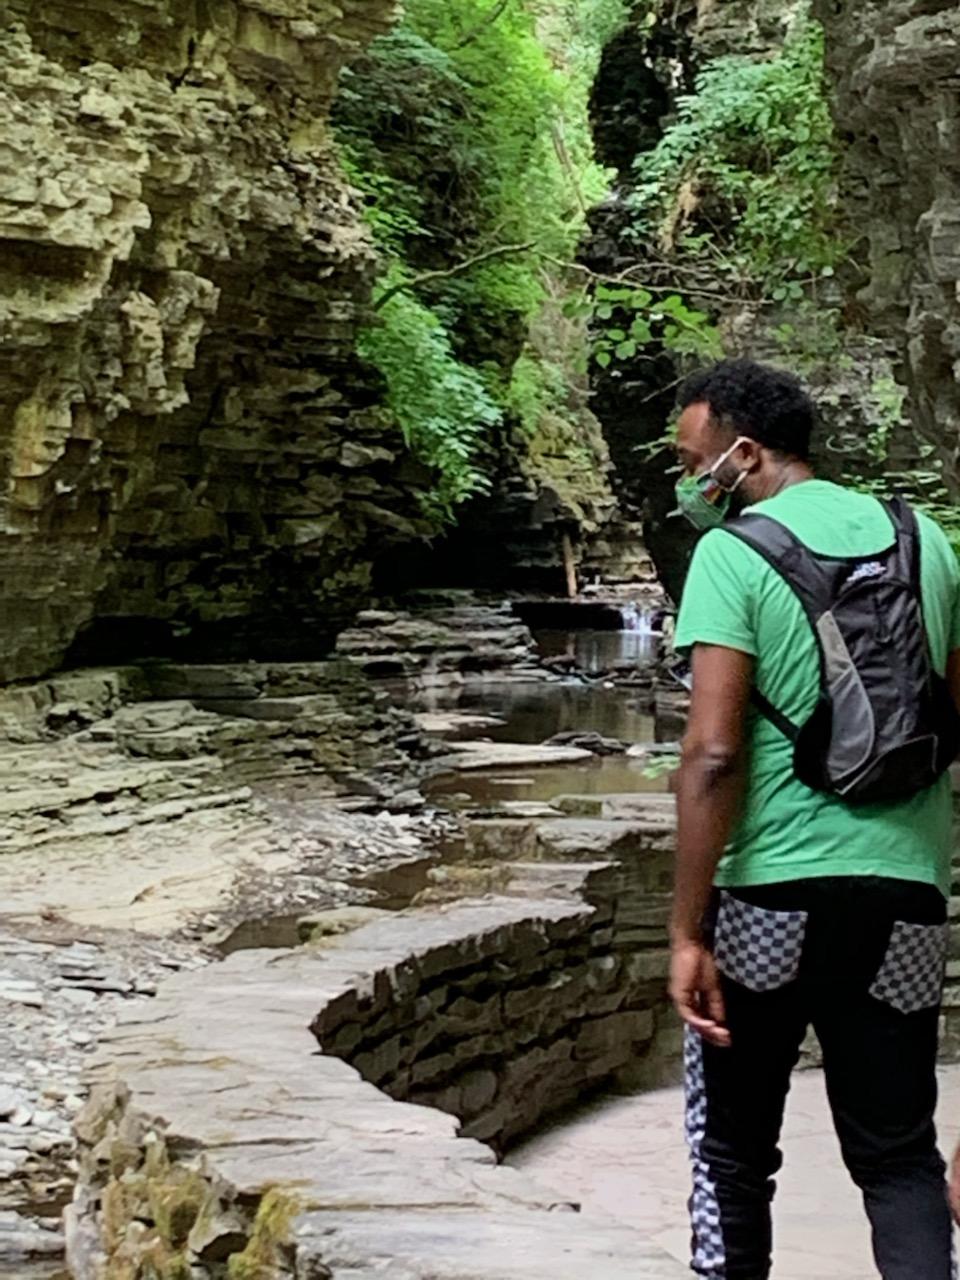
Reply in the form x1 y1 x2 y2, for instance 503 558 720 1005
675 479 960 897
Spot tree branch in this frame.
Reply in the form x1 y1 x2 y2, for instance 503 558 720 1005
455 0 511 48
373 241 537 310
538 253 744 305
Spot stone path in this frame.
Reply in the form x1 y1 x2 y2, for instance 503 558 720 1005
511 1065 960 1278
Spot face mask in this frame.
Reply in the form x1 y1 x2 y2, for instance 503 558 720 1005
673 438 748 531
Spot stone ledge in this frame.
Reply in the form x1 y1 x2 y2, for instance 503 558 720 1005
68 864 685 1277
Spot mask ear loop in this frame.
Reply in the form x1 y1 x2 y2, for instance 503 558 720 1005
711 436 751 493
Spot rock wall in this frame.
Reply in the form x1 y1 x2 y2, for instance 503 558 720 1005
0 0 433 683
815 2 960 488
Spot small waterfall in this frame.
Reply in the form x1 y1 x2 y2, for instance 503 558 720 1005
618 602 657 633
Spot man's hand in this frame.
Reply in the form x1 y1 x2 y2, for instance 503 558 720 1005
670 939 731 1048
949 1142 960 1224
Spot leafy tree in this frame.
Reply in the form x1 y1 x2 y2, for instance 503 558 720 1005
335 0 630 523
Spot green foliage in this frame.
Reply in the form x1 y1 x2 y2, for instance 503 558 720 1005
863 375 907 463
770 308 849 373
858 469 960 560
628 17 842 290
357 275 500 522
335 0 630 522
841 375 960 559
588 284 722 368
590 11 846 372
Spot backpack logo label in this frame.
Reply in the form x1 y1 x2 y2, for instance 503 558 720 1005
847 561 885 584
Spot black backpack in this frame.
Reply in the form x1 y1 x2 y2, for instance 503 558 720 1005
724 496 960 804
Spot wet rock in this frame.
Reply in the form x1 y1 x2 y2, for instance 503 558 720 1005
544 731 625 756
541 654 578 673
384 790 426 814
414 712 507 738
445 742 592 771
553 794 676 824
336 599 541 682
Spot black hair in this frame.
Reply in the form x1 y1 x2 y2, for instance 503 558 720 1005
677 358 816 460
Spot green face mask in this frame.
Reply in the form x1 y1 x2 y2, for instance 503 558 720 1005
673 438 748 531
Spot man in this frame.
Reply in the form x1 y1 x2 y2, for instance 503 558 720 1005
669 357 960 1279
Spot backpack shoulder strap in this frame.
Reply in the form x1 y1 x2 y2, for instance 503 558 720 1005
879 496 921 595
718 514 826 742
721 513 833 628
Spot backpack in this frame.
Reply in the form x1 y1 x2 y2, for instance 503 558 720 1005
724 496 960 804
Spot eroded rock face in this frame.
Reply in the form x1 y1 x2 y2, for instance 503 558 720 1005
0 0 431 682
816 2 960 482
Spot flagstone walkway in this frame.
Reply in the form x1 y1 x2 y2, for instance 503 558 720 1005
511 1066 960 1278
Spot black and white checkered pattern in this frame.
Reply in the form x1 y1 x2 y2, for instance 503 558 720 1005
869 920 948 1015
684 1027 726 1277
713 892 808 993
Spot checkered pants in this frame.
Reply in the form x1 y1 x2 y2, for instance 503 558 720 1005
684 879 952 1280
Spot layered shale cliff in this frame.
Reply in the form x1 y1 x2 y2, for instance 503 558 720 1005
0 0 639 682
0 0 432 683
816 1 960 493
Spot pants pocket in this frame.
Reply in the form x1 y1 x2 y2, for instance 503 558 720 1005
869 920 948 1014
713 891 808 993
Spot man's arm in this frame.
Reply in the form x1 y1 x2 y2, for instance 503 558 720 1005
669 642 753 1048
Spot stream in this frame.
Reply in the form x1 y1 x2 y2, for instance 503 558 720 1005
413 623 674 809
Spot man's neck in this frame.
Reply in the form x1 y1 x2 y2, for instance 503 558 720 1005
749 460 815 505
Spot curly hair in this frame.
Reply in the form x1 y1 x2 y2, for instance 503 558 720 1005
677 358 816 460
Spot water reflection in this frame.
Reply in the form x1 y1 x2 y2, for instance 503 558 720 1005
402 678 655 745
534 628 659 675
425 755 670 805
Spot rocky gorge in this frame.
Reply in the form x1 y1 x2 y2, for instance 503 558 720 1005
3 0 960 1277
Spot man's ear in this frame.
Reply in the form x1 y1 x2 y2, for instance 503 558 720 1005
736 438 764 474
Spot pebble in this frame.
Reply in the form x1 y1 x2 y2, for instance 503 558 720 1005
59 988 96 1007
27 1134 59 1155
0 1088 22 1120
61 977 132 995
0 1128 32 1149
0 984 44 1009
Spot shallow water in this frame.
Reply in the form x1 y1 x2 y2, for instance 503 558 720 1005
424 754 671 806
534 627 659 675
403 676 656 746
